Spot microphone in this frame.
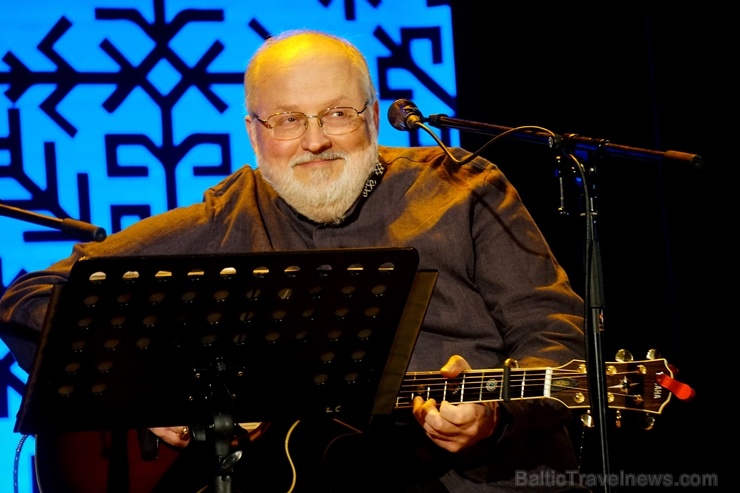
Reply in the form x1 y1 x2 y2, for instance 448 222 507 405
387 99 424 131
0 202 107 242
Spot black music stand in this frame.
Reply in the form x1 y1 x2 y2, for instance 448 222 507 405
15 247 438 492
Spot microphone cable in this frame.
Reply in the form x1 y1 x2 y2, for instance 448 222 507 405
14 433 30 493
386 99 557 166
414 120 557 166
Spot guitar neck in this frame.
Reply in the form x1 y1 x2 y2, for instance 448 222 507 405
394 366 569 409
393 357 678 415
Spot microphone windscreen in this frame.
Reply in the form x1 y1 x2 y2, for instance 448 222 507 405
388 99 422 131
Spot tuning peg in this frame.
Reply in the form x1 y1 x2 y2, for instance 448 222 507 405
614 349 633 362
640 414 656 431
615 409 622 429
580 412 594 428
646 349 661 360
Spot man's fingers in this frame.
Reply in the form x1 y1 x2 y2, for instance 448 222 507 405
150 426 191 447
440 355 471 377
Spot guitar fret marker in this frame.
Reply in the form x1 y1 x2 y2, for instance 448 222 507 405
519 370 526 399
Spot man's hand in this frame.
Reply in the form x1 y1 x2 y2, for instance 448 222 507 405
412 355 499 453
149 426 191 447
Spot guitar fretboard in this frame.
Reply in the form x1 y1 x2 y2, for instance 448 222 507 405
394 368 559 408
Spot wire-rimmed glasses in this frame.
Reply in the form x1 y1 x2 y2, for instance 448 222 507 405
254 102 369 140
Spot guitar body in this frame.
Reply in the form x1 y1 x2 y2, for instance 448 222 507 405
34 418 381 493
35 429 182 493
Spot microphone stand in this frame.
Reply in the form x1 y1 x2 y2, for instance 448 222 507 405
0 202 106 242
413 110 702 493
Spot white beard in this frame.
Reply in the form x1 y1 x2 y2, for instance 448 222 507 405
256 136 379 224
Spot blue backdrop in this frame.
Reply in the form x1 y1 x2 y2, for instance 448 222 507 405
0 1 458 491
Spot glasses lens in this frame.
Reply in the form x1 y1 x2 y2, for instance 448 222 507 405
268 113 307 140
320 107 362 135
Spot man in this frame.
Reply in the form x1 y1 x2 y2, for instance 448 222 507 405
0 30 587 492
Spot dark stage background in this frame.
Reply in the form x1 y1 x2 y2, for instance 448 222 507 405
0 1 723 490
451 2 722 488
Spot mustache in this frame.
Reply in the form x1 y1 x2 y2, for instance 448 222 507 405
290 151 347 167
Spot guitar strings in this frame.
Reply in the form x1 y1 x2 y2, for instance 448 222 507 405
396 368 656 407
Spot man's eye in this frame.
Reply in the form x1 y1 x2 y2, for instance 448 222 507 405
275 114 302 125
326 109 347 119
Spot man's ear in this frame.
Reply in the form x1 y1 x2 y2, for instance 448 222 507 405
245 115 258 150
372 100 380 131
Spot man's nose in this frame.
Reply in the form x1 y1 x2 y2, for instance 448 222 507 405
301 116 331 151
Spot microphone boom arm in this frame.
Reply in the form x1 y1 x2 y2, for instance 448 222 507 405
428 114 560 149
427 114 702 169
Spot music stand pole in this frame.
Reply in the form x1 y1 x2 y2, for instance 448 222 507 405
199 411 240 493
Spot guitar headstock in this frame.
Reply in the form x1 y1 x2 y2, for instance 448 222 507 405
554 351 680 415
553 349 694 430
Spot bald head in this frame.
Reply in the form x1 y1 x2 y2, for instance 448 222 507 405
244 30 376 114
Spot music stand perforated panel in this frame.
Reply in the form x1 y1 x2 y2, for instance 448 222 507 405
16 247 433 434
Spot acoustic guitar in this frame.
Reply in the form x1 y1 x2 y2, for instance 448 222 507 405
34 356 693 493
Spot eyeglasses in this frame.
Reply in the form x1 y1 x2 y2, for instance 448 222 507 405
254 102 369 140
